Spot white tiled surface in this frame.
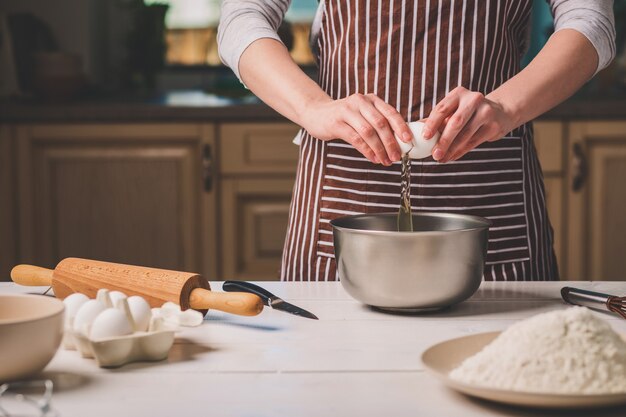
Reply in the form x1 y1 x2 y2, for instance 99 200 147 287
2 281 626 417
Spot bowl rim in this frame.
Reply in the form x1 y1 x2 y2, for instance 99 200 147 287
0 294 65 325
330 212 492 236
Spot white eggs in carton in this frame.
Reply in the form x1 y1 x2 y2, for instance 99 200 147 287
62 290 179 368
90 308 134 340
61 293 89 349
126 296 152 332
73 299 106 336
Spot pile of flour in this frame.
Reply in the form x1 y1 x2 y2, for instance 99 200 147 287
449 307 626 394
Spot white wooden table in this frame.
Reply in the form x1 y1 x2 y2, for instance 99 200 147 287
3 281 626 417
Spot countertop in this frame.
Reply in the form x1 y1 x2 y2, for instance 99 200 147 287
3 281 626 417
2 91 626 123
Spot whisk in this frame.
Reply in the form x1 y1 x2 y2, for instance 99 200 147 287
561 287 626 320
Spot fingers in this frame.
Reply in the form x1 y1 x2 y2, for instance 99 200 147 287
336 122 380 164
439 113 482 163
368 94 413 144
356 98 402 162
423 87 463 139
320 93 416 165
343 109 392 165
432 90 484 161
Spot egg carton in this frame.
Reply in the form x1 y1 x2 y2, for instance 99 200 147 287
62 289 203 368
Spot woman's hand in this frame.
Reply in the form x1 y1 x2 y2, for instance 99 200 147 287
423 86 518 163
298 93 413 166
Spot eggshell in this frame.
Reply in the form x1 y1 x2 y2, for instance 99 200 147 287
160 302 182 319
73 299 106 336
179 309 204 327
89 308 133 340
158 302 184 327
395 121 440 159
63 293 89 325
126 296 152 332
108 291 127 306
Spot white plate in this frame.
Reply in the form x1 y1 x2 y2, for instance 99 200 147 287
421 332 626 409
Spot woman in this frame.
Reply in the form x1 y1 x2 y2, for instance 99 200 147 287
218 0 615 281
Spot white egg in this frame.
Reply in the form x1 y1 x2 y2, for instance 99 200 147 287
63 293 89 326
395 121 440 160
89 308 133 340
126 296 152 332
108 291 127 306
73 299 106 335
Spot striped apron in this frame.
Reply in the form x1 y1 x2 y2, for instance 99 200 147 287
281 0 559 282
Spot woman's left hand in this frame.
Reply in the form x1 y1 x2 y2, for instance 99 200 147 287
422 86 518 163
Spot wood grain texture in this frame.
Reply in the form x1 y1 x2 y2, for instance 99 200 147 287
53 258 210 313
219 123 300 175
15 123 217 277
533 121 564 174
566 121 626 281
199 124 219 280
189 288 263 316
589 142 626 280
221 178 294 281
0 125 17 281
543 177 563 276
10 264 53 286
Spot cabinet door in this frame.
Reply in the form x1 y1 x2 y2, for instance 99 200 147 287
533 121 564 175
219 123 300 175
533 122 565 277
17 124 217 278
221 178 294 281
567 121 626 281
543 177 563 275
0 125 16 281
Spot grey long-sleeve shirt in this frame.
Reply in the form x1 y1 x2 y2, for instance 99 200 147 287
218 0 616 82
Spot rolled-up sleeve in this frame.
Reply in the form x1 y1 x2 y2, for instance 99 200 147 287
548 0 616 74
217 0 291 81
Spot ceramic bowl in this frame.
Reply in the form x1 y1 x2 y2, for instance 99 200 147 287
0 294 64 382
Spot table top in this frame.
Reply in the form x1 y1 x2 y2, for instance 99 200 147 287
3 281 626 417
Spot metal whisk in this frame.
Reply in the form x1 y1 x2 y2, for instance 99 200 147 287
561 287 626 320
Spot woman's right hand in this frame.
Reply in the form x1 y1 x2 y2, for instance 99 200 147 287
298 93 413 166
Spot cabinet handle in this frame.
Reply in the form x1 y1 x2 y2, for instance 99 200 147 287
572 143 587 192
202 144 213 192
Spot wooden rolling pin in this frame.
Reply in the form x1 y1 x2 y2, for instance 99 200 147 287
11 258 264 317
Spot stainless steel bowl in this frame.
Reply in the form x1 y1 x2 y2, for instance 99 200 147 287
330 213 490 312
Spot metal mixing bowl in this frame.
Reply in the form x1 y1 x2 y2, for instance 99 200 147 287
330 213 490 312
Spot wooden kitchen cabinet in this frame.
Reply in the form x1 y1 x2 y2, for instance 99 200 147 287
0 125 17 281
543 176 563 276
219 123 300 175
4 118 624 284
566 121 626 281
15 124 218 279
220 178 294 281
218 122 300 281
533 121 565 277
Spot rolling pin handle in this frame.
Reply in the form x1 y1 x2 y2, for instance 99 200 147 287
10 265 54 287
189 288 264 317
